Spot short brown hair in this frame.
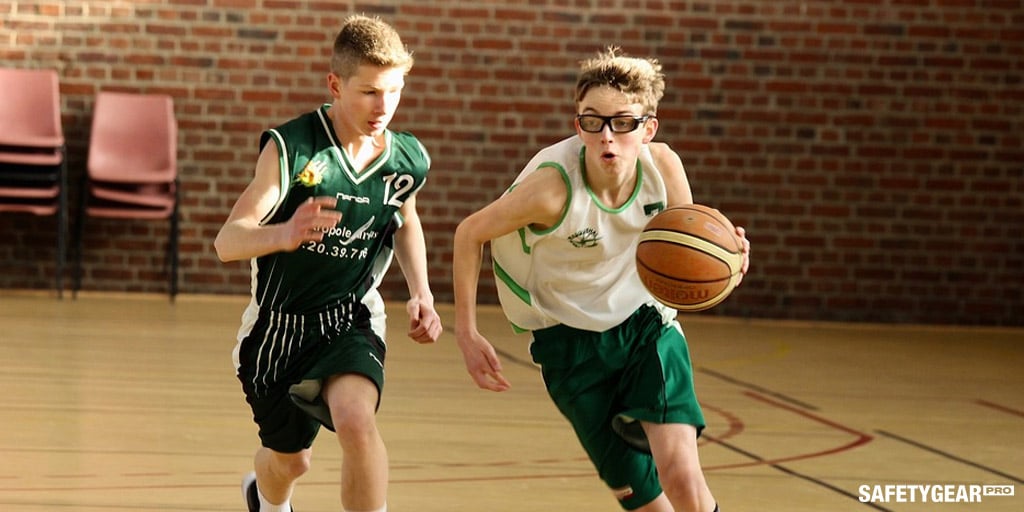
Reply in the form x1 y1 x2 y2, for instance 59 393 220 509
331 15 414 78
575 47 665 115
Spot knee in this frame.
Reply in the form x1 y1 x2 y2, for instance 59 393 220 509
657 459 707 508
323 375 381 450
332 407 379 449
270 450 312 480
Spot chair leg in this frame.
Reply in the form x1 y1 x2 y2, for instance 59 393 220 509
169 181 179 302
56 155 68 299
72 173 88 299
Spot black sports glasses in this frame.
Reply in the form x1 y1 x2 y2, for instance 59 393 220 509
576 114 652 133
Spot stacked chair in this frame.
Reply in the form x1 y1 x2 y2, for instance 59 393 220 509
0 67 68 297
73 91 180 300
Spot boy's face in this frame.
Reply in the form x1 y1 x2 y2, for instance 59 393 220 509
328 64 406 138
575 85 657 176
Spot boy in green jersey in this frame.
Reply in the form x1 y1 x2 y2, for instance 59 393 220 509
216 15 442 512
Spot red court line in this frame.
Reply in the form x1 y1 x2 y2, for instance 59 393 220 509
702 391 873 471
975 399 1024 418
700 403 745 445
0 395 870 492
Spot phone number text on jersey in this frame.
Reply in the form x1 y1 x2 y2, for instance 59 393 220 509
301 242 370 260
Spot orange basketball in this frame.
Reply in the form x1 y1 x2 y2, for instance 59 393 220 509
636 204 743 312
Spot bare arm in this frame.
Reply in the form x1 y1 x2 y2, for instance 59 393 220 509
394 194 443 344
648 141 693 207
452 166 566 391
214 143 342 262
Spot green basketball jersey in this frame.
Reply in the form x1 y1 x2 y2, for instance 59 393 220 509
251 105 429 314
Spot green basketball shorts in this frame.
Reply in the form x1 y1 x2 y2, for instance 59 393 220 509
529 304 705 509
237 300 386 453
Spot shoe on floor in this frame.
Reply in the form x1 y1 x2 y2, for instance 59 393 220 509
242 471 259 512
241 471 295 512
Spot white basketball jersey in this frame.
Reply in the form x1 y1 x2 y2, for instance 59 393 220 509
491 135 676 332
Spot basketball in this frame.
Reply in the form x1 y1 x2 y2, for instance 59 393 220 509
636 204 743 312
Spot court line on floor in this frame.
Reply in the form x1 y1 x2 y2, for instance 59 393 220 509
1 393 870 498
706 434 893 512
875 430 1023 485
705 390 887 510
699 367 819 411
974 399 1024 419
704 391 873 470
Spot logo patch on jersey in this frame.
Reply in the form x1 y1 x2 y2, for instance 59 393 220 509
337 191 370 204
339 216 377 246
644 201 665 217
568 228 601 248
295 159 327 187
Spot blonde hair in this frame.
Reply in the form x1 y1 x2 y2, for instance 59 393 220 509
575 47 665 114
331 15 413 79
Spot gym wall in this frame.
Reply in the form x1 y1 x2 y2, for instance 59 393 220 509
1 0 1021 325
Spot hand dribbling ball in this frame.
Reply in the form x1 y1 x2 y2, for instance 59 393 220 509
636 204 743 312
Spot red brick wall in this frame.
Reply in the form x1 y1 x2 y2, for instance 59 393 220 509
1 0 1021 325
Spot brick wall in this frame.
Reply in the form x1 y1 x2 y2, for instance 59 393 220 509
1 0 1021 326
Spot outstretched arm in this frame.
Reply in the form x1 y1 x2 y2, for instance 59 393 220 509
453 209 512 392
453 166 567 392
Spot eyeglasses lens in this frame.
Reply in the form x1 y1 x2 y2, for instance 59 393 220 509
577 115 646 133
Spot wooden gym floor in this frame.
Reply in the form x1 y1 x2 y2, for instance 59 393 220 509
0 291 1020 511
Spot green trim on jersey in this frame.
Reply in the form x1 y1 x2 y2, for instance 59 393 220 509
493 259 531 306
523 161 573 237
492 159 572 330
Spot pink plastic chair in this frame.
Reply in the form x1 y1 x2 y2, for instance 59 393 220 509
74 91 179 299
0 67 68 296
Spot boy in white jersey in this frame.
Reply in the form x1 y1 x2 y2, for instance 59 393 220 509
215 15 442 512
453 48 749 512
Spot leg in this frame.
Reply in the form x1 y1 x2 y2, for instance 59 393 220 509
632 493 673 512
643 422 716 512
323 373 387 511
253 446 312 505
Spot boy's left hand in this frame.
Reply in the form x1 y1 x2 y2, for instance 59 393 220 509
735 226 750 286
407 298 442 344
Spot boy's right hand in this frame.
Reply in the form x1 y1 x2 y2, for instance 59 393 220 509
285 196 343 250
456 331 512 392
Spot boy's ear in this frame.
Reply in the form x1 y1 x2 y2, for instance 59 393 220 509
327 72 344 98
642 117 659 144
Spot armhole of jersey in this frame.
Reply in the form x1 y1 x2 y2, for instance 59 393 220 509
379 134 427 232
413 136 431 169
526 161 571 236
259 128 291 226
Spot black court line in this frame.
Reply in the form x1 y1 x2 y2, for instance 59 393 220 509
975 399 1024 419
705 433 895 511
876 430 1024 485
501 346 887 509
698 367 820 411
495 346 537 370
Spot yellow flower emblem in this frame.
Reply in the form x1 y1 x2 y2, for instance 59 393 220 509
295 160 326 187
